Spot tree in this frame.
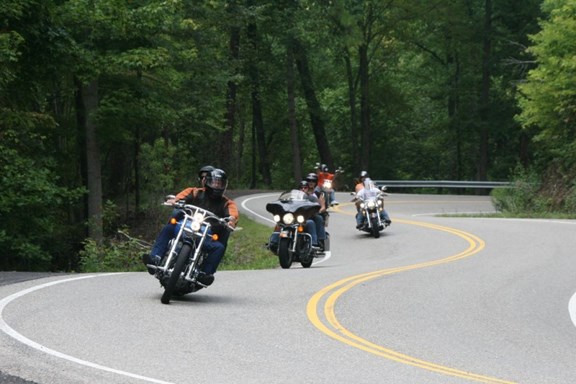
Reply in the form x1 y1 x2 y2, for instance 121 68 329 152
517 0 576 168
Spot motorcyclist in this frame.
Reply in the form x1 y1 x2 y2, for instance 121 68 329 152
355 170 369 193
316 164 339 206
143 168 239 286
305 173 328 248
268 181 322 252
300 177 326 250
354 177 391 229
197 165 214 186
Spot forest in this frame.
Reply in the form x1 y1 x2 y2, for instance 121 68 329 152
1 0 575 271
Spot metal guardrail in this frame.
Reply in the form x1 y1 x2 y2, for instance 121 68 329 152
373 180 512 189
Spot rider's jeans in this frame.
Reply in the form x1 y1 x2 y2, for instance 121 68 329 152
356 210 391 226
310 214 325 241
305 219 318 245
150 220 225 275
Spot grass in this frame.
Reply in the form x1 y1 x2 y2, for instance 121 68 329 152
220 215 279 270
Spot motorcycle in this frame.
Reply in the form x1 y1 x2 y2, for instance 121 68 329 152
146 197 235 304
353 186 389 238
266 190 329 269
315 163 344 207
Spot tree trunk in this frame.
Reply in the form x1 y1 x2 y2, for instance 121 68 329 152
221 25 240 179
287 39 302 184
80 79 103 242
247 22 271 187
292 38 334 171
478 0 492 183
344 50 359 173
359 42 371 171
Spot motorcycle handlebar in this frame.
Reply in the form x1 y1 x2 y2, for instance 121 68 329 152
164 200 236 231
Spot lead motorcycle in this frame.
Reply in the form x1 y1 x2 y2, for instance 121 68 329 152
266 190 329 269
353 187 389 238
146 198 235 304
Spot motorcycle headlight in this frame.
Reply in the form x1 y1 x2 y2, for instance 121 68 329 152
360 203 365 209
282 213 295 224
296 215 305 224
191 212 205 231
324 180 332 189
273 214 281 223
367 200 376 209
377 200 383 206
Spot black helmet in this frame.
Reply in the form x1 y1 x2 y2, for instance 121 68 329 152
298 180 308 190
305 173 318 184
321 164 328 172
205 168 228 198
198 165 215 182
359 170 369 179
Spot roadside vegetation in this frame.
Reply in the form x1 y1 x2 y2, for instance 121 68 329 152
490 166 576 219
79 214 277 273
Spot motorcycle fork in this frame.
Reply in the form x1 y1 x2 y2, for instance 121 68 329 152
183 224 211 281
363 209 373 229
159 216 189 272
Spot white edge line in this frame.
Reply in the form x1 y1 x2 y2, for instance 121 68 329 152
239 193 332 265
0 273 175 384
570 292 576 328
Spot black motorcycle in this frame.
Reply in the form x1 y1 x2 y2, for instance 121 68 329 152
146 198 234 304
266 190 328 269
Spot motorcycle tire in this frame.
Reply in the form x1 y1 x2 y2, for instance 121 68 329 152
301 260 313 268
371 221 381 238
278 238 293 269
161 243 192 304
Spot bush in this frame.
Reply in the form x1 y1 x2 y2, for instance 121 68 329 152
491 167 541 214
79 230 149 272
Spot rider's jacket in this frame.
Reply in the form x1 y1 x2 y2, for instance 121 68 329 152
356 186 380 200
173 187 239 233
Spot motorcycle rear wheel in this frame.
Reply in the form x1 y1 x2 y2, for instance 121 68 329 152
161 243 192 304
278 238 293 269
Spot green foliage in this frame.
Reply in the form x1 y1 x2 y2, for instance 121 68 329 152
517 0 576 164
2 0 570 271
0 113 86 271
79 233 147 273
491 167 541 214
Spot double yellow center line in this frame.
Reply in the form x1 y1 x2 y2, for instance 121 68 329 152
306 218 515 384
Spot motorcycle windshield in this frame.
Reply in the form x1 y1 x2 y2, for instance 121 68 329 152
266 190 320 218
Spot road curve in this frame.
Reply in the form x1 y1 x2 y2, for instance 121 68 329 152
1 192 576 384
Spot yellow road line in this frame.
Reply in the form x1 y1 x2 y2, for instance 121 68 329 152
306 218 515 384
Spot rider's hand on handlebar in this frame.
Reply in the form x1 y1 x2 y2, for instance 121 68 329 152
226 216 238 228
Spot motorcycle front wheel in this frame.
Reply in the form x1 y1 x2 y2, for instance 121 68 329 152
161 243 192 304
371 220 381 238
278 238 293 269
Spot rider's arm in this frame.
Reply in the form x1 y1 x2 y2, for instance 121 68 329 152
318 193 327 213
174 187 197 201
224 198 240 227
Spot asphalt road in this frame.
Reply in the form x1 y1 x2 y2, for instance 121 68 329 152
1 192 576 384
